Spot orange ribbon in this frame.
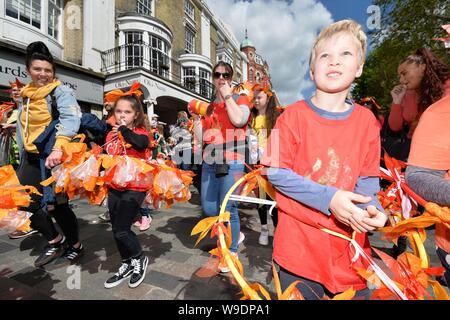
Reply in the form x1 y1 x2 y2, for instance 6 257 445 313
252 83 273 97
104 81 143 103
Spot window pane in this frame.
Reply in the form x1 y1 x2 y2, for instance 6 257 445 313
6 0 19 19
48 0 62 38
125 32 144 69
137 0 152 15
184 0 194 19
185 28 195 53
19 0 31 24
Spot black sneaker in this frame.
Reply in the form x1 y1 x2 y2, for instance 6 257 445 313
128 255 149 288
34 236 66 267
8 229 39 239
53 244 84 267
104 262 133 289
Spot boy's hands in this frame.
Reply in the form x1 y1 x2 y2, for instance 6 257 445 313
362 205 388 229
330 191 388 233
390 84 407 104
330 190 371 228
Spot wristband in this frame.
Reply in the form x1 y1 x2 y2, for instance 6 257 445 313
224 94 233 101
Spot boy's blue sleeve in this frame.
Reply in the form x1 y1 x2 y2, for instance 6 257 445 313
354 176 384 212
266 167 338 216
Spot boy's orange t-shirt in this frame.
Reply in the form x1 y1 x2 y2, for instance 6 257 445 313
261 100 381 294
408 95 450 171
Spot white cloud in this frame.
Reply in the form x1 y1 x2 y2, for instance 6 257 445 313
205 0 333 105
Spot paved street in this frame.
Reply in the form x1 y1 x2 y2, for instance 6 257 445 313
0 191 447 300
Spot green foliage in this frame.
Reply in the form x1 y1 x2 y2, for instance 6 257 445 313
352 0 450 115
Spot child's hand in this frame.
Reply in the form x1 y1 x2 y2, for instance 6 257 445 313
362 205 388 229
111 123 120 136
330 190 372 228
348 210 375 233
390 84 407 104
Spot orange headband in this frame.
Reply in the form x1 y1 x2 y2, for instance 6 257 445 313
360 96 381 110
252 83 273 97
9 78 25 89
104 81 143 104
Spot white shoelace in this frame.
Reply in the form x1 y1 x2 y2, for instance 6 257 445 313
117 263 130 276
131 259 142 274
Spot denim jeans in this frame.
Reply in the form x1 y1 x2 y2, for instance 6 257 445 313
108 188 146 260
201 161 245 253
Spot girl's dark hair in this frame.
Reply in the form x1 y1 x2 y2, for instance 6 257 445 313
251 92 280 136
401 48 450 114
25 41 56 72
114 95 145 129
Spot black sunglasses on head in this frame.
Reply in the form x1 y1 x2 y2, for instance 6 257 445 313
213 72 231 79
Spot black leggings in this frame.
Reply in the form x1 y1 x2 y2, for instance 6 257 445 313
108 188 146 261
258 205 278 227
17 152 79 245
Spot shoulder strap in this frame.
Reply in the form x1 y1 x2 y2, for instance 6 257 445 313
49 87 59 120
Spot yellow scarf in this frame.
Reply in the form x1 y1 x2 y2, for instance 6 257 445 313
20 80 61 153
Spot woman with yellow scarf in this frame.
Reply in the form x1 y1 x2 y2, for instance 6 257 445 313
15 41 83 268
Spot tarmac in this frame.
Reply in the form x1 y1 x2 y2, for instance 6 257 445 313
0 189 448 300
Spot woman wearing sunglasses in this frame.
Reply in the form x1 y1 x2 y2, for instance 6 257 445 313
191 61 251 273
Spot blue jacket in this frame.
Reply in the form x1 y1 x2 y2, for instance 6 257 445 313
16 84 82 161
16 84 107 205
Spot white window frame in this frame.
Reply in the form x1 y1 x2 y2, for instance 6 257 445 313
184 0 194 20
150 34 170 78
47 0 62 40
199 68 211 98
185 27 195 53
136 0 152 16
125 31 144 69
183 66 196 91
5 0 42 30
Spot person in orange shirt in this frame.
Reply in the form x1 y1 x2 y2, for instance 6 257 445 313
406 94 450 286
191 61 251 273
261 20 387 299
388 48 450 160
386 48 450 258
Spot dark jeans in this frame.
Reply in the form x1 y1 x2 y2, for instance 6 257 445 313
278 265 371 300
17 152 79 245
139 207 152 217
436 247 450 287
108 188 146 261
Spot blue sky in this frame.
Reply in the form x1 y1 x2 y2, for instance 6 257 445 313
321 0 374 31
302 0 375 98
206 0 377 104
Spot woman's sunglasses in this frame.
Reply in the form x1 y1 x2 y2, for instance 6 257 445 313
213 72 231 80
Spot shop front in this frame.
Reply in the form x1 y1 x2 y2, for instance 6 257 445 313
0 46 105 118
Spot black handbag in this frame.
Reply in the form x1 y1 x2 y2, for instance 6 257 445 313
380 119 411 162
